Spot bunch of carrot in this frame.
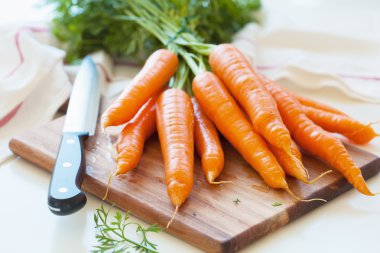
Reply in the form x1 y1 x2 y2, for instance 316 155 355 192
100 44 378 227
99 0 378 227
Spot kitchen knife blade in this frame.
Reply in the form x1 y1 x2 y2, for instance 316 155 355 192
48 56 100 215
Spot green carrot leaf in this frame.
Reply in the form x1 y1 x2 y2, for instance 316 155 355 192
92 205 161 253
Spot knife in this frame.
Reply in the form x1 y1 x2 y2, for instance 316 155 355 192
48 56 100 215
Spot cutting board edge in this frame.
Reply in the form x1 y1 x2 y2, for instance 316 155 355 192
9 137 54 171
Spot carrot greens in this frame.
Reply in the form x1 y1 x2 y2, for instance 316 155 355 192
93 205 161 253
47 0 261 63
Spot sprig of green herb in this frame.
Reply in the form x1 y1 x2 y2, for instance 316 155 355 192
233 198 241 205
272 201 282 207
92 205 161 253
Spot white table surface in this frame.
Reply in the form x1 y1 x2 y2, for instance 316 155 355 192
1 1 380 253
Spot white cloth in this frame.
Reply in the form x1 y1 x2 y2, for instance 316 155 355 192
233 0 380 102
0 23 116 164
0 24 71 163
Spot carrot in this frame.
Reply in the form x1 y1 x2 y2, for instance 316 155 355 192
191 97 225 184
102 94 159 200
115 95 158 175
269 141 332 184
193 71 324 202
303 105 378 144
260 75 376 196
101 49 178 129
296 95 347 116
156 88 194 211
193 71 285 189
268 140 308 183
209 44 292 154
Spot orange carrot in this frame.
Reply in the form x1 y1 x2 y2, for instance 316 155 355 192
268 140 308 183
115 95 158 175
209 44 292 154
261 75 376 196
303 105 378 144
101 49 178 129
192 72 323 203
269 141 331 184
296 95 347 116
156 89 194 209
191 97 225 184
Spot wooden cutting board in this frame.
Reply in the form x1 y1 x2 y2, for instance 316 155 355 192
9 100 380 253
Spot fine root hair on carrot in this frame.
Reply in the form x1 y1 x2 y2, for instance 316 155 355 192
369 121 380 126
166 205 179 229
304 170 333 184
102 173 114 200
206 171 233 184
285 188 327 203
209 180 234 185
293 156 309 179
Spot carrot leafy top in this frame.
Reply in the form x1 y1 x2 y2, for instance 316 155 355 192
47 0 260 63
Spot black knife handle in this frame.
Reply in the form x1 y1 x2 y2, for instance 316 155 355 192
48 132 88 215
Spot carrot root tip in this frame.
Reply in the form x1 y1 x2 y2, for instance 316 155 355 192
369 121 380 126
285 188 326 203
101 122 107 135
209 180 234 185
166 205 179 229
305 170 333 184
206 172 215 184
207 172 234 184
293 156 309 180
102 173 113 200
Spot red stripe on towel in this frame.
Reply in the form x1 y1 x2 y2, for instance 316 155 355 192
0 103 23 128
4 27 49 78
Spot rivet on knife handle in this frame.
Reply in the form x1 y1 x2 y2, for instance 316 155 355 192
48 132 88 215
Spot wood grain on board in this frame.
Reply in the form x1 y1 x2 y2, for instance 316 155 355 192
9 100 380 253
